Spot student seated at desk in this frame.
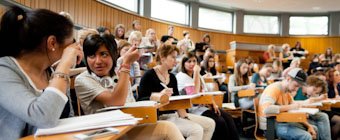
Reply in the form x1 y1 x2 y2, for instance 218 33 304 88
251 63 273 88
293 75 339 139
228 59 256 109
259 68 331 140
282 57 300 78
138 45 215 140
307 54 321 75
290 41 308 58
268 60 283 81
0 6 83 139
75 34 184 140
279 43 294 69
200 55 229 103
326 68 340 99
176 52 239 140
262 44 277 63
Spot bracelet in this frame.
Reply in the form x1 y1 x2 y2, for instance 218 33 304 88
120 63 131 70
51 72 70 85
119 68 131 74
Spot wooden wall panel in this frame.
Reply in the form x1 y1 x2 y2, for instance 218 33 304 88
0 0 338 55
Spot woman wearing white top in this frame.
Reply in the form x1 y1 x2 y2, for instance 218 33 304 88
176 52 239 140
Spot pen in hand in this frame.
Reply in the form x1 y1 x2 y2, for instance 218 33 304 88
160 82 173 97
160 82 168 89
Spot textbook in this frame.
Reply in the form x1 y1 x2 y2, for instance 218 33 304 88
97 101 158 112
35 110 138 136
288 108 319 115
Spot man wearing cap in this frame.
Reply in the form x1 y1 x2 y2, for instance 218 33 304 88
258 68 331 140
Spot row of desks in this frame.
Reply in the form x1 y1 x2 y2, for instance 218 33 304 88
21 92 224 140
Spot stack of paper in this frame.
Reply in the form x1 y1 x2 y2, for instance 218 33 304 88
97 101 157 112
35 110 138 136
288 108 319 115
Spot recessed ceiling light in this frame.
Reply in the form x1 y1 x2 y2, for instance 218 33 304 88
312 7 321 10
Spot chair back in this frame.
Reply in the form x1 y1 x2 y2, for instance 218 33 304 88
254 97 266 140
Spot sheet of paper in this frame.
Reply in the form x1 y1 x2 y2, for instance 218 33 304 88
199 91 224 95
97 101 157 112
169 94 201 101
288 108 319 115
35 110 138 136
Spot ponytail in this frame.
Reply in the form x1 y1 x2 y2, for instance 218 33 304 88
0 6 74 58
0 6 27 57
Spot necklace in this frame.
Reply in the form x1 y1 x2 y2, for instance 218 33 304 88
155 66 169 84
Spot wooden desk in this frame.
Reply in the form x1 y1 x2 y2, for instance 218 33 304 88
332 102 340 108
266 112 308 140
238 89 256 97
121 107 157 124
20 125 135 140
159 99 192 111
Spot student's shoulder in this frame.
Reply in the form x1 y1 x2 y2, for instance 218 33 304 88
263 82 282 95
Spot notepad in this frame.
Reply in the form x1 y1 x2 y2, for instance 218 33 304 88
288 108 319 115
222 103 236 109
35 110 138 136
97 101 157 112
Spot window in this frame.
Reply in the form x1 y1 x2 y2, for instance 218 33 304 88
244 15 279 34
289 16 328 35
198 8 232 32
151 0 188 25
103 0 138 12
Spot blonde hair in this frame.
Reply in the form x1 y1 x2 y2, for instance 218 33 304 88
77 28 98 45
128 31 142 43
282 43 290 51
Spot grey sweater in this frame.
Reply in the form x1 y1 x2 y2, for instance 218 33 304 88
0 57 69 140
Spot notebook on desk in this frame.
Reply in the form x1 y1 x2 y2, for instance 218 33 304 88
288 108 319 115
35 110 138 136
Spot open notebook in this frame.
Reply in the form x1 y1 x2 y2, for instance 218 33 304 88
35 110 138 136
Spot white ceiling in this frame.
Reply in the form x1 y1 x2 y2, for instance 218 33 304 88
198 0 340 13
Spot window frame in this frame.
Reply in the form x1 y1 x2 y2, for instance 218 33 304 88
288 15 329 36
150 0 189 26
98 0 140 14
197 6 233 33
243 13 281 35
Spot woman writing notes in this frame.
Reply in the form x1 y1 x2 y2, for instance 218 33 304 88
138 45 216 140
0 6 83 139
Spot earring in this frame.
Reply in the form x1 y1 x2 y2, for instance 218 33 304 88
52 48 55 51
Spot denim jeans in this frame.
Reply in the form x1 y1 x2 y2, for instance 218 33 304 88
308 112 331 140
276 122 314 140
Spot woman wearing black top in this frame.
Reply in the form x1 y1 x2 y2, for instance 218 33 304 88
138 45 215 140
